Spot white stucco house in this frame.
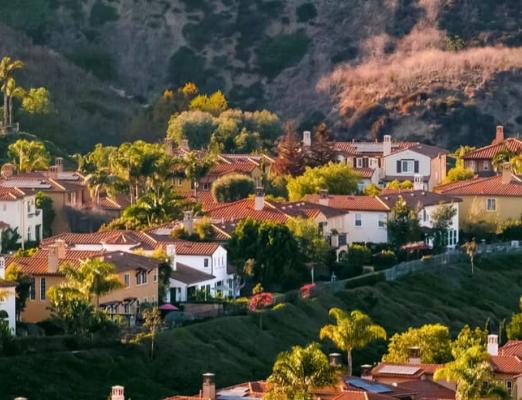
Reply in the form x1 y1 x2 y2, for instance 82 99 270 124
0 257 16 334
0 187 43 245
166 243 238 302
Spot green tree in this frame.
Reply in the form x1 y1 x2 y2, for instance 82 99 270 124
8 139 50 172
511 155 522 175
506 296 522 340
451 325 487 359
430 203 457 253
5 264 32 320
211 174 255 203
492 150 516 172
462 239 477 275
345 244 372 270
143 306 162 360
287 163 360 201
21 87 51 114
167 110 217 150
363 183 381 196
189 90 228 116
0 56 24 128
434 346 508 400
287 218 332 266
383 323 452 364
445 166 475 183
35 192 55 238
266 342 336 400
386 179 413 190
320 308 386 376
387 198 422 247
184 151 214 199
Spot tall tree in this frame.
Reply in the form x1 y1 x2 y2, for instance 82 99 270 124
211 173 255 203
5 264 32 320
434 346 508 400
307 123 335 167
143 306 162 360
273 122 305 177
320 308 386 376
266 342 336 400
0 57 24 128
430 203 457 253
462 239 477 275
8 139 50 172
387 198 422 247
184 151 214 199
492 150 516 172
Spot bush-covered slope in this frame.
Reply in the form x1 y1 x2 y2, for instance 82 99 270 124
1 254 521 400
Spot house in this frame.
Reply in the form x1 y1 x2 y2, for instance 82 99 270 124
435 164 522 230
487 335 522 399
166 242 238 302
377 182 460 248
304 193 389 245
0 257 17 334
330 135 448 190
462 126 522 176
0 158 91 233
0 186 43 245
5 241 161 322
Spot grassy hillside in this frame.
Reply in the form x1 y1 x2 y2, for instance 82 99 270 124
1 254 521 400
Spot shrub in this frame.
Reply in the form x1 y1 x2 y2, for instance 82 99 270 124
90 1 119 26
500 220 522 240
373 250 398 271
211 174 256 203
168 47 207 88
345 272 385 289
256 32 310 78
346 244 372 268
296 3 317 22
66 47 116 81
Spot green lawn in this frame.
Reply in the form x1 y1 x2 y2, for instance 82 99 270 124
1 254 521 400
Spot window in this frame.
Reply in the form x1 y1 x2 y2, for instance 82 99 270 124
423 209 428 222
40 278 46 300
175 178 183 186
29 278 35 300
355 213 362 227
486 198 496 211
203 183 210 191
153 271 157 282
124 303 130 314
356 158 363 168
378 214 386 228
483 161 489 171
27 201 31 213
506 381 512 395
204 258 209 268
124 273 130 288
136 270 148 285
397 159 419 173
27 227 31 241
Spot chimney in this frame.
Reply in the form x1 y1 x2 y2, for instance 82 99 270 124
165 138 175 156
1 163 14 179
383 135 392 157
55 157 64 173
0 257 5 280
48 244 59 273
318 188 329 206
328 353 342 368
493 125 505 145
408 346 421 365
254 187 265 211
487 334 499 356
183 210 194 235
166 244 176 271
361 364 373 378
111 385 125 400
48 165 58 179
413 174 423 191
202 373 216 400
180 139 190 151
501 162 512 184
55 239 67 259
303 130 311 147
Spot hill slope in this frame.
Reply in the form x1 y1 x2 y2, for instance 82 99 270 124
1 254 521 400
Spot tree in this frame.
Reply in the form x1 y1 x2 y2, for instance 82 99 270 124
462 239 477 275
0 56 24 127
287 218 332 266
273 122 305 177
266 342 336 400
306 123 335 167
492 150 516 172
363 183 381 196
434 346 508 400
184 151 214 199
60 258 123 308
506 296 522 340
287 163 360 201
383 324 452 364
430 203 457 253
445 166 474 183
167 110 217 150
320 308 386 376
386 179 413 190
5 264 32 320
143 306 162 360
211 174 255 203
451 325 487 360
387 198 422 247
189 90 228 116
35 192 55 238
510 155 522 175
8 139 50 172
21 87 51 114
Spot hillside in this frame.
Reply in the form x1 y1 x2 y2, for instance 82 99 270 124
1 254 521 400
1 0 522 151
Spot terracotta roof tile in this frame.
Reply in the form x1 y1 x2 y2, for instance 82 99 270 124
207 199 288 224
499 340 522 357
378 190 461 209
390 143 448 158
463 138 522 160
354 168 376 179
304 195 389 212
394 380 455 400
436 174 522 196
170 262 215 284
490 355 522 374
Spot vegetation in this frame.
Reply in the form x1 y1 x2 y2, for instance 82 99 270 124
211 174 255 203
430 204 457 253
5 264 32 319
8 139 50 172
287 218 332 267
273 122 305 177
445 165 475 183
35 192 55 238
387 198 422 247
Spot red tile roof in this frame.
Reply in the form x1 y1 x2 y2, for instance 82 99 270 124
334 142 360 156
354 168 376 179
390 143 448 158
463 138 522 160
499 340 522 357
204 162 257 178
207 199 289 224
378 190 461 209
173 242 220 256
304 195 389 212
371 363 442 378
6 250 104 275
435 174 522 197
490 355 522 374
0 187 28 201
394 380 455 400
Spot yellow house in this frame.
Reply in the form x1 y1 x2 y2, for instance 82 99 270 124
435 166 522 230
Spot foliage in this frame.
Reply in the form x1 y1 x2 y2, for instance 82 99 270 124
492 149 516 172
257 32 310 79
167 110 216 150
66 47 116 81
363 183 381 196
296 3 318 22
499 219 522 240
189 91 228 116
451 325 487 359
386 179 413 190
462 239 477 275
287 218 332 266
306 123 335 168
266 342 335 400
8 139 50 172
211 174 255 203
430 204 457 253
0 0 50 38
89 1 119 26
21 87 51 114
143 307 162 360
287 163 360 201
1 227 21 252
273 122 305 177
434 346 508 400
320 308 386 375
345 244 372 270
36 192 55 238
507 313 522 340
387 198 422 247
383 324 452 364
372 250 398 271
227 218 307 290
5 264 32 318
445 165 475 183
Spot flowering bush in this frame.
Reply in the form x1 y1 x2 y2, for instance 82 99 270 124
249 292 273 312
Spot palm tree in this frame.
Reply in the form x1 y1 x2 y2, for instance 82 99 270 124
320 308 386 376
434 346 508 400
8 139 51 173
60 258 123 308
0 56 24 128
5 77 25 127
184 151 213 199
85 171 119 205
266 342 336 400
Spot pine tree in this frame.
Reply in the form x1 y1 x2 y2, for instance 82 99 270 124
273 122 305 177
307 122 335 167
